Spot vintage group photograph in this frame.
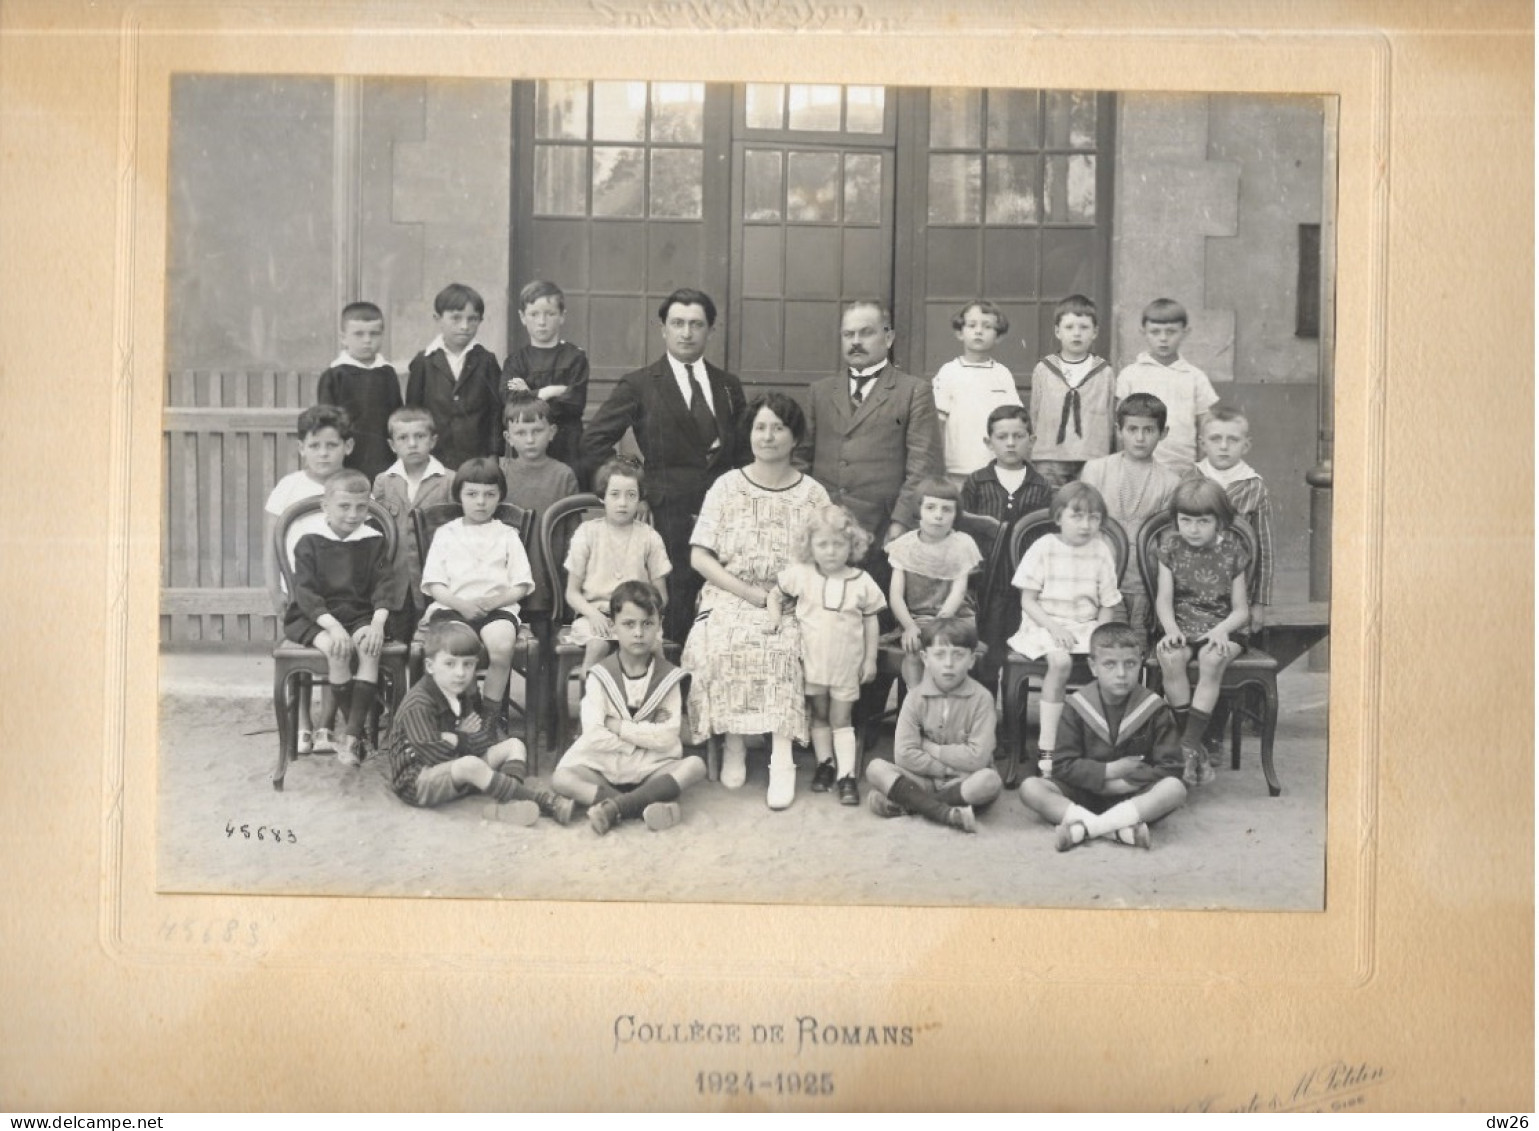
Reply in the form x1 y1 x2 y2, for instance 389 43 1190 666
157 76 1333 910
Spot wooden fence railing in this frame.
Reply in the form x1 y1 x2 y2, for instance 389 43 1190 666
163 370 323 645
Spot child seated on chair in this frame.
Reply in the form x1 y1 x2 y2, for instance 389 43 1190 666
264 403 355 754
1019 622 1187 851
550 581 707 835
372 406 453 636
563 456 671 679
383 620 572 825
282 469 404 766
1153 476 1251 787
865 618 1002 833
1006 481 1123 770
420 457 535 734
885 477 983 692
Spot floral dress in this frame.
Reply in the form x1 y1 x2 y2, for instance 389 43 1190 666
1156 528 1251 640
681 470 830 743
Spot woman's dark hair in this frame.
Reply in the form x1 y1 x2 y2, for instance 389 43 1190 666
740 391 808 454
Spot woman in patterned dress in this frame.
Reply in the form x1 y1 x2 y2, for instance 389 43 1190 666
682 392 831 807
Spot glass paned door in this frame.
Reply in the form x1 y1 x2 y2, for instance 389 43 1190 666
728 84 897 390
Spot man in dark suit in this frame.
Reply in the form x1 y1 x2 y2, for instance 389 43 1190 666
582 288 747 644
796 300 943 749
796 299 942 562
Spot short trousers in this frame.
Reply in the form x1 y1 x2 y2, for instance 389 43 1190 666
556 733 686 787
563 615 612 646
1041 774 1163 814
427 607 520 634
401 761 473 808
805 680 860 704
293 612 384 647
1161 632 1250 658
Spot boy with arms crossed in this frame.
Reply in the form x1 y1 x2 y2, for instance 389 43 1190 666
384 619 572 825
1018 622 1187 850
864 618 1002 834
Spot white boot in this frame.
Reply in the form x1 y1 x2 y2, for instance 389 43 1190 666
720 734 748 789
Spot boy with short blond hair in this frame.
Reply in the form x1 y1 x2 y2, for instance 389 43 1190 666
1029 294 1115 488
371 406 453 632
1079 392 1184 634
317 300 404 482
1194 404 1273 632
1018 622 1187 851
1114 297 1219 475
406 282 502 471
282 469 405 765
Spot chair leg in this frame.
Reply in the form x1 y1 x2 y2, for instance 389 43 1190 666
1230 694 1243 770
272 667 291 791
704 734 720 782
1000 671 1024 789
1260 680 1281 797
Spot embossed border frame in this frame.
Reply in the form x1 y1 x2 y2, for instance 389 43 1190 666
88 0 1421 1110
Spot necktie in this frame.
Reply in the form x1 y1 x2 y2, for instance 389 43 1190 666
686 363 717 444
851 373 876 407
1056 387 1082 444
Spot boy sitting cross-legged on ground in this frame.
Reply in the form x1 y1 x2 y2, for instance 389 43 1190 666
383 619 573 825
864 617 1003 834
551 580 707 835
1018 622 1187 851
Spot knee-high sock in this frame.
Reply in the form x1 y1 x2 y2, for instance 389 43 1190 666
1081 800 1141 839
810 725 834 765
615 773 683 819
887 776 952 825
327 681 351 733
1038 700 1064 754
344 679 376 738
1182 707 1212 749
485 771 533 804
832 727 858 779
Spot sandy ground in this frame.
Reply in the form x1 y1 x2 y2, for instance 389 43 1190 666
157 650 1327 911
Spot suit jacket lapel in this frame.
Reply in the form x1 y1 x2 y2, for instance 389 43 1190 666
654 356 715 453
845 363 894 434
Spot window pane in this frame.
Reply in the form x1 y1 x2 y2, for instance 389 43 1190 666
843 153 883 224
845 86 886 133
1044 154 1096 222
929 88 980 148
928 153 980 223
744 149 782 221
986 154 1037 224
787 84 842 131
745 83 784 130
592 146 644 217
535 80 587 140
986 88 1039 149
1045 90 1097 148
649 148 703 218
650 82 704 143
592 81 647 142
786 150 840 222
534 145 587 215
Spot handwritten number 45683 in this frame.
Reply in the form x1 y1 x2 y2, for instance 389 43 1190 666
226 821 297 844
